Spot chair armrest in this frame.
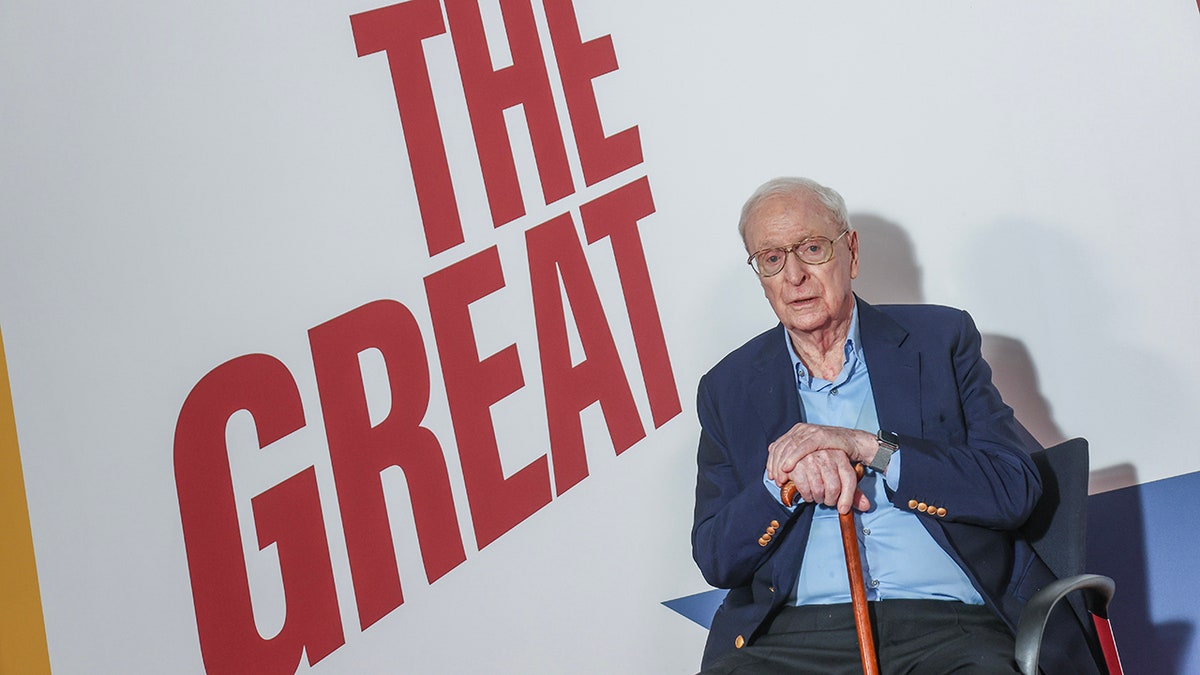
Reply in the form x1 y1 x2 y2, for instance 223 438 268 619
1014 573 1115 675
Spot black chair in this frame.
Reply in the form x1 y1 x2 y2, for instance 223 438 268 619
1014 437 1123 675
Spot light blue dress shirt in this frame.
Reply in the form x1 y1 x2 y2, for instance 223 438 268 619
763 306 984 606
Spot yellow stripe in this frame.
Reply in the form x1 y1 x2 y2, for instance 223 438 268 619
0 325 52 674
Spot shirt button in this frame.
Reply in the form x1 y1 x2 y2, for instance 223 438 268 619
870 580 880 588
831 388 840 396
862 528 871 536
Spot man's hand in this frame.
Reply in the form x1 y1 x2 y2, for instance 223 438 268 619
766 423 877 514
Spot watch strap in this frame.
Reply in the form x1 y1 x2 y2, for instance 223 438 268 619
869 430 899 473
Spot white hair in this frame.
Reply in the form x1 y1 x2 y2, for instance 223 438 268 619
737 177 852 245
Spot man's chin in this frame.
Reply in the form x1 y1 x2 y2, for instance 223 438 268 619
784 311 832 334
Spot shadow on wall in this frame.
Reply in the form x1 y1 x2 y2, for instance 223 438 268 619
851 213 923 306
852 212 1192 674
852 213 1064 448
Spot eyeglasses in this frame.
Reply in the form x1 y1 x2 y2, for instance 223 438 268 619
747 229 850 277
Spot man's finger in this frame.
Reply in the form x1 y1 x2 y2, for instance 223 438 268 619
836 460 857 514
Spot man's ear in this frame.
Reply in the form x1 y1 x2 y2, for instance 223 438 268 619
848 229 860 279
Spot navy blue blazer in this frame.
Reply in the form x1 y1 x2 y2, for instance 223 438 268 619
692 298 1098 673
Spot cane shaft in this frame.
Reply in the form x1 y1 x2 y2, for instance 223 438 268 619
779 464 879 674
840 507 879 675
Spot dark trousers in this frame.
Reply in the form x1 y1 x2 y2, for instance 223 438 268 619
701 599 1021 674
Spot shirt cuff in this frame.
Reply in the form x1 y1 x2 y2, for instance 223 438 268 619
881 449 902 491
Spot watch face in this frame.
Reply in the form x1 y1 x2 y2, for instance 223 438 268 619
878 430 899 448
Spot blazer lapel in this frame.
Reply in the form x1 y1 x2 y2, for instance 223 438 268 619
749 324 803 438
857 298 923 439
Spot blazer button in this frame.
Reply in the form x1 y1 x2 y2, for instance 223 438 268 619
758 535 770 547
936 507 947 517
917 502 928 512
735 635 746 649
908 499 919 509
766 525 777 535
770 520 780 529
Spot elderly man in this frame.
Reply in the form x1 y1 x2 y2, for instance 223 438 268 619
692 178 1097 673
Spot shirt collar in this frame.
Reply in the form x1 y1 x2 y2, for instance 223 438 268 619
785 303 863 390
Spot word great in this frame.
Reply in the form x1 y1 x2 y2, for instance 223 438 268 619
173 1 681 674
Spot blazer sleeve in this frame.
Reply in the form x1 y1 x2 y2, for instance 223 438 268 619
887 308 1042 529
691 372 799 589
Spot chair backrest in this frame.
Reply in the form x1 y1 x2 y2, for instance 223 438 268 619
1020 437 1090 580
1014 437 1123 674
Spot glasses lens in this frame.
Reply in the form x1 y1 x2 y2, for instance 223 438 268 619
796 239 831 264
756 249 786 275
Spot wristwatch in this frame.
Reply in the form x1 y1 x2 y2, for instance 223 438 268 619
869 429 899 473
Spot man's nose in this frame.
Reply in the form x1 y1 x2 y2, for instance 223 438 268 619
781 251 808 284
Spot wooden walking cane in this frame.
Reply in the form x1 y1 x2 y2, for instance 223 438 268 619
781 464 880 675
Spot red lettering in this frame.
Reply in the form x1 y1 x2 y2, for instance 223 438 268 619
544 0 643 185
309 300 466 631
350 1 463 256
445 0 574 226
174 355 343 674
526 212 645 494
580 178 681 428
425 247 552 547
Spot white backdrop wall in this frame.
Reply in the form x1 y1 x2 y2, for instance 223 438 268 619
2 1 1199 673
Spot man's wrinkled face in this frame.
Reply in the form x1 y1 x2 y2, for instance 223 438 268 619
743 193 859 339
